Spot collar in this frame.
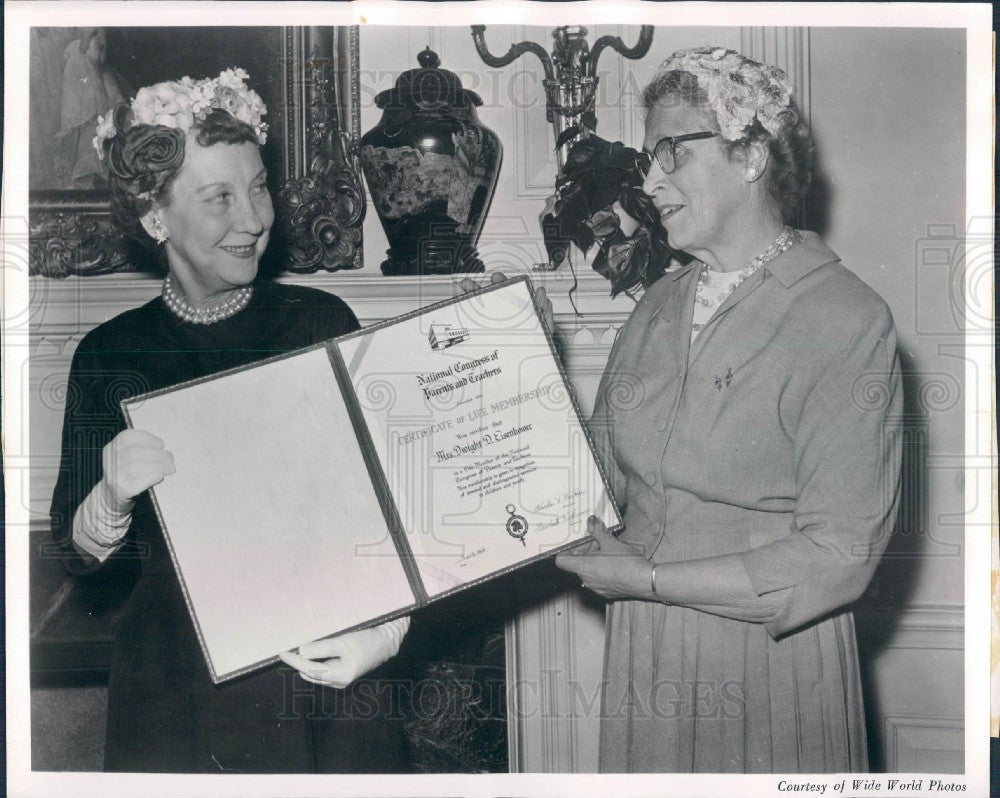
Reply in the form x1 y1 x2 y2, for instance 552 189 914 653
655 230 838 295
762 230 840 287
669 262 699 281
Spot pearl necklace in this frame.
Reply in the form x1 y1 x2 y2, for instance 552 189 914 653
161 275 253 325
692 226 802 330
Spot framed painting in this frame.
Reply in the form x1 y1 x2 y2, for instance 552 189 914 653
28 25 364 277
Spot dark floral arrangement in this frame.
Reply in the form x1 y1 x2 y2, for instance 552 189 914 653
540 126 690 297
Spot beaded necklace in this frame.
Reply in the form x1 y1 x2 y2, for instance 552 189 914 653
162 274 254 325
691 226 802 333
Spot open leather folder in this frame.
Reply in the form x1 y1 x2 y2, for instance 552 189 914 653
123 276 621 683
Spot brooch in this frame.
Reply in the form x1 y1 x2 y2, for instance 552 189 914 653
714 368 733 390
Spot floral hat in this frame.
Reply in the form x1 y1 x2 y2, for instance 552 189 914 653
656 47 795 141
93 67 268 160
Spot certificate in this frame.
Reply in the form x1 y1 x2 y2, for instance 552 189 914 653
123 277 621 683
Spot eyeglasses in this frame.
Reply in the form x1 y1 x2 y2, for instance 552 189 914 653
635 131 719 176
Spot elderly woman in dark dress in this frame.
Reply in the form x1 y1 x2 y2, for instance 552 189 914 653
51 69 411 773
556 47 903 773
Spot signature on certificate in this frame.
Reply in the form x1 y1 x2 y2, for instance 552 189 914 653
458 547 487 567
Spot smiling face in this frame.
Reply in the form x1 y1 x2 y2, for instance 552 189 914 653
153 136 273 304
641 100 749 264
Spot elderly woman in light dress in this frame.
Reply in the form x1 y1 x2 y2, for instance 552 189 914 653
556 47 901 773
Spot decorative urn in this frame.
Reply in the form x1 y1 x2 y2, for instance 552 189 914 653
360 47 502 275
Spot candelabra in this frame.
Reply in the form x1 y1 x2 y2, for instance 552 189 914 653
471 25 653 271
470 25 653 166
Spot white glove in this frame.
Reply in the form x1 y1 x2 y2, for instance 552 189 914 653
72 429 175 562
72 479 134 562
101 428 175 507
279 616 410 688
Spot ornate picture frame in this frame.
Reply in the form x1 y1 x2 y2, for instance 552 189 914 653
28 25 364 278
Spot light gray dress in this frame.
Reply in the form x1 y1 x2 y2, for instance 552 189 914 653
589 232 903 772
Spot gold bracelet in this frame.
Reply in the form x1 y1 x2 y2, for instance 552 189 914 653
650 562 658 596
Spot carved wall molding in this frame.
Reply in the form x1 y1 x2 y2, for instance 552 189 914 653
506 589 604 773
512 25 560 199
856 603 964 652
277 26 365 273
740 26 811 121
30 334 85 360
278 167 365 273
883 715 964 773
28 198 131 278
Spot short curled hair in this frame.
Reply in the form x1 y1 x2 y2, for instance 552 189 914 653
642 63 814 224
103 108 260 254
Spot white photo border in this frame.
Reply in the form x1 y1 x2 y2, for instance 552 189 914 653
4 2 993 796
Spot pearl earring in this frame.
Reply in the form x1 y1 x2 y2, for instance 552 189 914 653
747 167 760 181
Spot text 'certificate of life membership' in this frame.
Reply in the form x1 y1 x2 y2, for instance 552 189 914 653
123 276 621 682
336 278 621 599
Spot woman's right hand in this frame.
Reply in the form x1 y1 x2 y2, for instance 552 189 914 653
101 429 176 507
555 516 655 601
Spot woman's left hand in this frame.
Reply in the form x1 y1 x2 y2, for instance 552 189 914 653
554 517 656 601
278 616 409 689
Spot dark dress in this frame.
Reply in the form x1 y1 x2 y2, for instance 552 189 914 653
50 282 414 773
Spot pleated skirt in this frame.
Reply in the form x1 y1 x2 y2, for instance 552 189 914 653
599 601 868 773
